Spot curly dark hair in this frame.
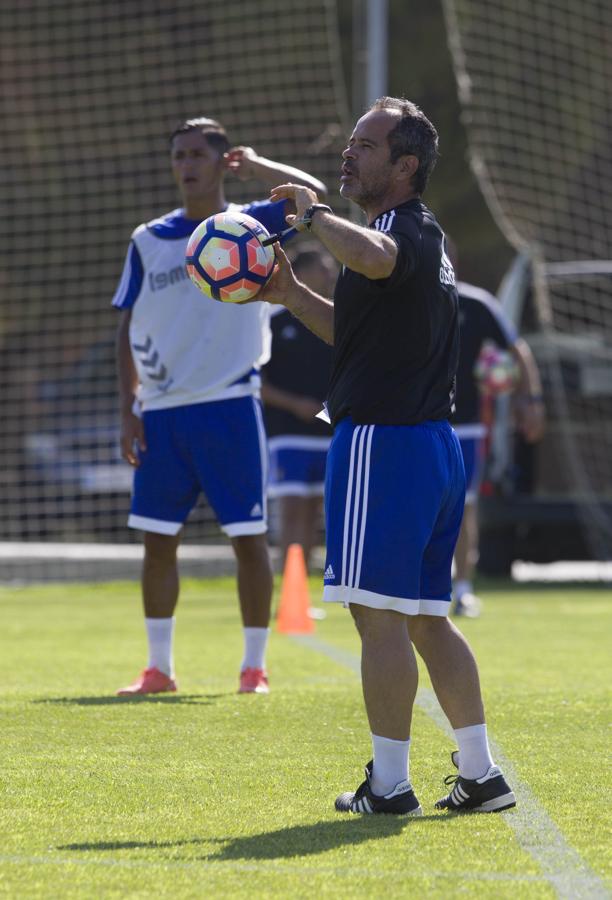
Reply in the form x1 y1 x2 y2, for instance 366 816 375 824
168 117 231 156
370 97 439 194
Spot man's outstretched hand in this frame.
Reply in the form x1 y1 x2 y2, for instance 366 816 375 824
270 183 318 230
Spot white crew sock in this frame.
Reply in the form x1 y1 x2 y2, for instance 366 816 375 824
241 627 269 671
370 733 411 796
454 723 495 780
145 616 175 677
454 579 472 601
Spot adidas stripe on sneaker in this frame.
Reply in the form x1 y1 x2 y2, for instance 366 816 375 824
435 752 516 813
335 760 422 816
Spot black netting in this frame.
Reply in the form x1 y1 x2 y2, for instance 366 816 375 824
0 1 349 571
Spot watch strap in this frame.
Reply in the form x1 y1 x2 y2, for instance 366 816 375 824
302 203 332 230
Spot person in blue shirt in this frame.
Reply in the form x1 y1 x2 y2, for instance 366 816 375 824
112 117 325 696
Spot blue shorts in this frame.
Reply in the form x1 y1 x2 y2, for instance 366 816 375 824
268 435 331 498
454 424 487 502
128 396 268 537
323 418 465 616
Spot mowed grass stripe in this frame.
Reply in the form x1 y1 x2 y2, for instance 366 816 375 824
0 578 609 899
294 633 610 900
0 852 551 885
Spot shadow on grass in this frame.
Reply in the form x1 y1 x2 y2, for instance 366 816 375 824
58 838 206 851
208 818 447 859
34 694 224 706
58 816 447 859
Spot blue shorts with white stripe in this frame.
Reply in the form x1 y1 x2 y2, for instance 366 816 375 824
322 416 465 616
268 435 331 498
128 396 268 538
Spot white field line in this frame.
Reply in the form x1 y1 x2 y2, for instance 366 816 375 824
0 546 609 581
293 634 610 900
0 542 229 561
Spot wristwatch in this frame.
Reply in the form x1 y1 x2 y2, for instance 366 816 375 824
301 203 332 230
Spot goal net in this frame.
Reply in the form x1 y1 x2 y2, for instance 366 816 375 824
442 0 612 559
0 0 349 581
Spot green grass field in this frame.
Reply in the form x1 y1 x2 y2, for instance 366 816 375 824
0 577 610 899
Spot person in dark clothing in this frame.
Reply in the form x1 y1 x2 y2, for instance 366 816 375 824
253 97 516 816
451 278 545 616
261 248 337 571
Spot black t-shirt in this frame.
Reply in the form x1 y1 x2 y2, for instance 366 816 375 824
453 281 517 425
262 308 333 437
326 199 459 427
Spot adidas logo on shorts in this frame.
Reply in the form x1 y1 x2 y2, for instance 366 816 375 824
324 564 335 580
249 503 262 517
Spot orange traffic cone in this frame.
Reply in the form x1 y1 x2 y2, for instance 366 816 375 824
276 543 314 634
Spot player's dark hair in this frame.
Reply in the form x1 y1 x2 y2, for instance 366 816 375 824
169 117 231 156
370 97 439 194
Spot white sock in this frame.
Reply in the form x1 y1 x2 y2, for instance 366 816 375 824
454 723 495 779
241 627 269 671
145 616 175 677
370 733 411 796
454 579 472 601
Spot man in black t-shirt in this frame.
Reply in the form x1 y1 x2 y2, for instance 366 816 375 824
255 97 515 816
261 249 337 570
451 280 545 617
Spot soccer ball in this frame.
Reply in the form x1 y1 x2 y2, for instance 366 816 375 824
473 340 519 396
186 211 275 303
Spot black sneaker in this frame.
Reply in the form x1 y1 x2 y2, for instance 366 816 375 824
335 760 422 816
435 751 516 813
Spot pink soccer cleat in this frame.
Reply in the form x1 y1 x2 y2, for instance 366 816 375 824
238 667 269 694
116 667 177 696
